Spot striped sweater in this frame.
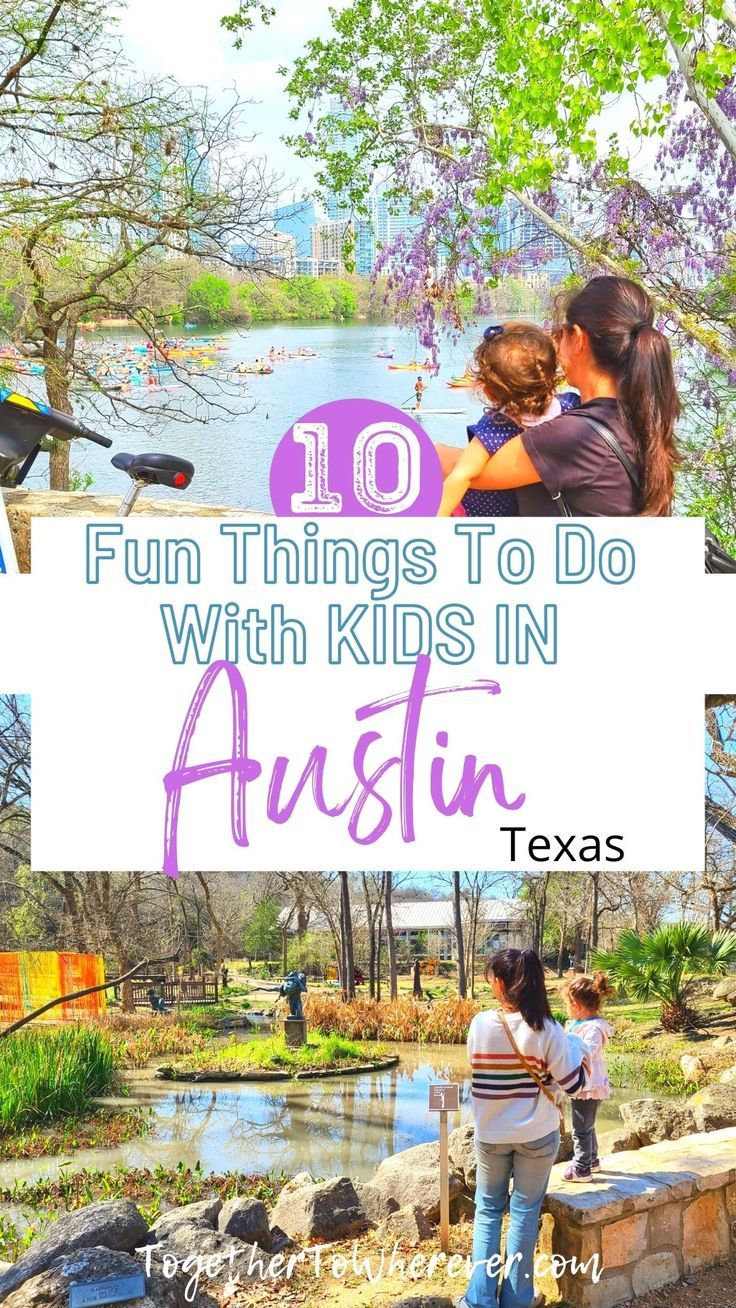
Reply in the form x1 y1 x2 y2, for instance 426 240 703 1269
467 1009 587 1143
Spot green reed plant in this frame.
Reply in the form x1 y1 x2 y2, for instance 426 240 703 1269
0 1026 119 1131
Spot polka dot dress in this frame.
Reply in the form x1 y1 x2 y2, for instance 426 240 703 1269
462 392 579 517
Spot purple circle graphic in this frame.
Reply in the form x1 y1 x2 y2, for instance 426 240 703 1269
270 398 442 517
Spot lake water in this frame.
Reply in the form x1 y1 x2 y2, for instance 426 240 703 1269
0 1042 654 1187
21 322 485 512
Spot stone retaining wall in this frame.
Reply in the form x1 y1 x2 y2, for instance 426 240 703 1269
540 1127 736 1307
2 489 264 573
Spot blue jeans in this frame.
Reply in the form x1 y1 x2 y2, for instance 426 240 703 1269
466 1129 560 1308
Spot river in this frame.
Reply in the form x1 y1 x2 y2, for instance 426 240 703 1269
20 322 485 512
0 1042 656 1187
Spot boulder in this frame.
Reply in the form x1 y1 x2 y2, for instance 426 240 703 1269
619 1099 697 1145
217 1198 270 1251
370 1142 463 1222
449 1192 476 1223
713 978 736 1006
713 1034 736 1050
448 1124 476 1193
146 1221 271 1288
269 1177 367 1243
2 1245 216 1308
268 1226 295 1256
376 1205 434 1245
680 1054 708 1085
276 1172 314 1200
150 1198 222 1241
689 1083 736 1131
0 1201 149 1302
354 1181 399 1225
600 1126 642 1154
718 1064 736 1085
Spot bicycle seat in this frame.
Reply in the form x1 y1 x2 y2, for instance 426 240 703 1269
111 451 194 489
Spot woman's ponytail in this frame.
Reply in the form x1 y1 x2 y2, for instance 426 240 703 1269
619 324 681 516
561 276 681 515
486 947 553 1031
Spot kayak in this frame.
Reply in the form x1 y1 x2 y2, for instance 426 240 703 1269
446 376 476 388
388 361 432 371
375 350 394 358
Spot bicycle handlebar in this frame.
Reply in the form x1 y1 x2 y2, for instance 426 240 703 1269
0 391 112 447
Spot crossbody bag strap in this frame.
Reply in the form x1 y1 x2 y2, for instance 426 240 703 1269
499 1011 565 1131
548 412 642 516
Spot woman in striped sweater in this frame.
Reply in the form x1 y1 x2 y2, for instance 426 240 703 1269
460 949 588 1308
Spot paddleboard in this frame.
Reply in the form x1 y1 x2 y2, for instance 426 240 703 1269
404 406 466 415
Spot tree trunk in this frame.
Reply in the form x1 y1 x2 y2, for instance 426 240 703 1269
384 871 398 1001
376 903 384 1001
413 957 423 998
42 330 73 491
339 871 355 1001
590 872 600 951
453 872 467 998
362 874 376 999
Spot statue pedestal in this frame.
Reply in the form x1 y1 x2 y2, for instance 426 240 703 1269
284 1017 307 1048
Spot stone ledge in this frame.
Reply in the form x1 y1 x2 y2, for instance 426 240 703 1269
2 488 266 573
545 1126 736 1227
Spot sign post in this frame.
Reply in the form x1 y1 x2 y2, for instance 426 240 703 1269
428 1081 460 1254
0 492 18 575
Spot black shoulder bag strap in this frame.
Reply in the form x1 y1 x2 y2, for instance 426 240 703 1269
549 413 642 517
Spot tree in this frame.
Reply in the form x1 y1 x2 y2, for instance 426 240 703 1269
223 0 736 541
384 870 398 1000
243 894 282 961
593 922 736 1031
452 871 467 998
0 696 30 867
339 870 356 1000
0 2 277 488
186 274 232 325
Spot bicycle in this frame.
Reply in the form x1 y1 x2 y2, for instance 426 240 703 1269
0 387 194 516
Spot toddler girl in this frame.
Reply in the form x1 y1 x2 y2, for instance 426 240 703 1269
437 321 578 517
562 971 615 1182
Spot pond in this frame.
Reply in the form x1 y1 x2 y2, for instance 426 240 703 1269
0 1042 661 1187
18 321 484 512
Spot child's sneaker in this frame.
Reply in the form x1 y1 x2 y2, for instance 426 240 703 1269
591 1157 601 1173
563 1163 592 1182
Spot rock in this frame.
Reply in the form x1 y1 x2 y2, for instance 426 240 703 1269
689 1083 736 1131
370 1142 463 1221
147 1222 271 1288
277 1171 314 1199
150 1198 222 1241
718 1064 736 1085
449 1192 476 1223
354 1181 399 1225
376 1205 433 1245
267 1226 295 1256
713 1034 736 1050
217 1198 270 1251
0 1201 149 1301
600 1127 642 1154
680 1055 708 1085
713 978 736 1005
269 1177 367 1243
2 1245 215 1308
619 1099 696 1145
555 1131 574 1164
448 1124 476 1193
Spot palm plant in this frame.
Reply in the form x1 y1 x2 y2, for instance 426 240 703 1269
592 923 736 1032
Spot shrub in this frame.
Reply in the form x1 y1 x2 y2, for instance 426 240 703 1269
304 995 483 1042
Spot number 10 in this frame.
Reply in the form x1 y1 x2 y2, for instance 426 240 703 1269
290 421 422 515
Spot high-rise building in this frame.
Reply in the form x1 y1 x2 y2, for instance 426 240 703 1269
273 202 318 259
496 196 572 282
232 230 296 277
311 218 352 275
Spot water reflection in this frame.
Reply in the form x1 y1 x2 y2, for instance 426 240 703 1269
0 1043 650 1187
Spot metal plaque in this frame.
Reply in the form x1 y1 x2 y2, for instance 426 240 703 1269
68 1273 147 1307
428 1082 460 1112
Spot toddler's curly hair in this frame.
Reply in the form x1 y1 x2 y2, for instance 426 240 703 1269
471 321 560 423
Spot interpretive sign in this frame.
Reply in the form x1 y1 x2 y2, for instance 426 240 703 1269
428 1082 460 1113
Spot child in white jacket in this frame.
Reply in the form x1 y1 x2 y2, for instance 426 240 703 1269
562 971 615 1182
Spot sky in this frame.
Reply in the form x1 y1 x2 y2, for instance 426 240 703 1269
118 0 334 194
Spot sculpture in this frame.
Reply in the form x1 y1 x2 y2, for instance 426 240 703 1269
279 970 308 1021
